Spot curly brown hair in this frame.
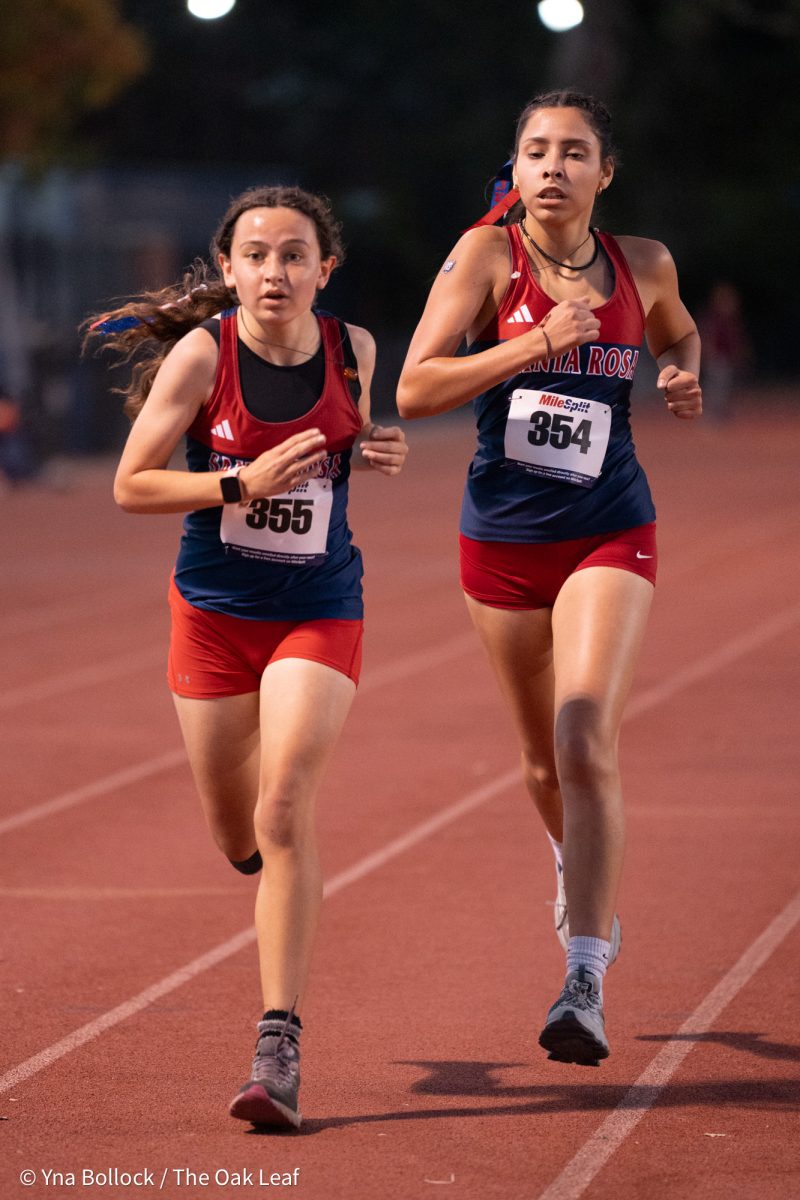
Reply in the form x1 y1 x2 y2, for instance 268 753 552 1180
83 186 344 421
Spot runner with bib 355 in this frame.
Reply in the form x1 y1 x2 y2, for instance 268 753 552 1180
86 185 408 1127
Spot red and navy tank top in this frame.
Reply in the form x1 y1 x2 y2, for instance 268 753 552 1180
460 226 656 543
174 308 364 620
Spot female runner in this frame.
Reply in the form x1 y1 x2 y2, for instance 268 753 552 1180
86 185 407 1125
397 92 701 1066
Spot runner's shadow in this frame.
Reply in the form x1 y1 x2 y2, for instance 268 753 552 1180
638 1031 800 1062
245 1063 800 1136
399 1059 528 1095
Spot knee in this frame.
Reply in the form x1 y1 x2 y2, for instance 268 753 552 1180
520 750 559 799
554 699 617 790
253 786 308 853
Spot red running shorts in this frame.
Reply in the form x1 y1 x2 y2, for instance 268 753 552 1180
460 522 657 610
167 576 363 698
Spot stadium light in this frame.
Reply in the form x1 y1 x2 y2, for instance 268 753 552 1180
187 0 237 18
537 0 584 32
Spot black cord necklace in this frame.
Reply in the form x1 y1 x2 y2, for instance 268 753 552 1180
520 221 599 272
239 307 321 359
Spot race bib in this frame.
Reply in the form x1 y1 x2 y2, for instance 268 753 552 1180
220 476 332 564
504 389 611 488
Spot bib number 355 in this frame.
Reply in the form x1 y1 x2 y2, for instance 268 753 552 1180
245 497 313 535
220 476 333 563
504 388 611 488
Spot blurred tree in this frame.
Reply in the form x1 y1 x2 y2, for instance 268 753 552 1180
0 0 148 426
0 0 148 162
22 0 800 372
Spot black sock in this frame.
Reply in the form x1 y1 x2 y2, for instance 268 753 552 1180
229 849 263 875
263 1009 302 1032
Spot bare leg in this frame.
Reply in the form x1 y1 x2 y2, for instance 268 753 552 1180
466 566 653 942
172 691 260 862
551 567 653 939
173 661 355 1012
254 658 356 1011
464 596 562 839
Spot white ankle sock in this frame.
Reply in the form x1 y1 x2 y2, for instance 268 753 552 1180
566 936 610 993
547 833 563 871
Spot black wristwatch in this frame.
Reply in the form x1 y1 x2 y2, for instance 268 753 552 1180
220 469 243 503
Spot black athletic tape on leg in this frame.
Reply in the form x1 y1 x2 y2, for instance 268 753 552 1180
229 849 263 875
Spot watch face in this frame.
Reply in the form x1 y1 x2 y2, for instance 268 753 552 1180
220 473 242 503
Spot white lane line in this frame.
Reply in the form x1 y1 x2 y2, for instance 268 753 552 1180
2 602 798 1094
0 928 258 1095
2 622 475 715
358 631 477 691
0 631 479 838
4 602 798 841
536 890 800 1200
0 886 244 899
0 750 188 838
0 647 165 712
0 586 132 637
624 602 800 719
0 504 778 640
0 768 519 1095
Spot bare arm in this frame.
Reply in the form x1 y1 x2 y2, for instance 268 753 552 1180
349 323 408 476
113 328 328 513
621 237 703 420
396 227 601 419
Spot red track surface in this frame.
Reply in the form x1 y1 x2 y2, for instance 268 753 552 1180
2 404 798 1200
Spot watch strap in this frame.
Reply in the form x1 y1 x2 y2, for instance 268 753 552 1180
220 467 243 503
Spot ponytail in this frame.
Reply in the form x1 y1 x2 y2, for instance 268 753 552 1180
83 261 235 422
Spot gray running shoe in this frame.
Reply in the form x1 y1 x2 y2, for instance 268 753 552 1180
538 965 609 1066
229 1011 302 1129
553 862 622 964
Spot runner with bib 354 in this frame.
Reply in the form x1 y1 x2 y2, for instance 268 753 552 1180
397 91 701 1068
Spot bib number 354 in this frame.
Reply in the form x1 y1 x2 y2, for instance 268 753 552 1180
504 388 611 488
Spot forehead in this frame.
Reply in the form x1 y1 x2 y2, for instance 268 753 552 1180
232 206 318 246
519 106 599 146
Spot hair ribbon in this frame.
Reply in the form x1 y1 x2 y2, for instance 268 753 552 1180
465 161 521 231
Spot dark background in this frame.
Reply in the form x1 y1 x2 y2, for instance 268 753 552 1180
1 0 798 458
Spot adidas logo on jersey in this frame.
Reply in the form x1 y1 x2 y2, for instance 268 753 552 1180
507 304 535 324
211 419 234 441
